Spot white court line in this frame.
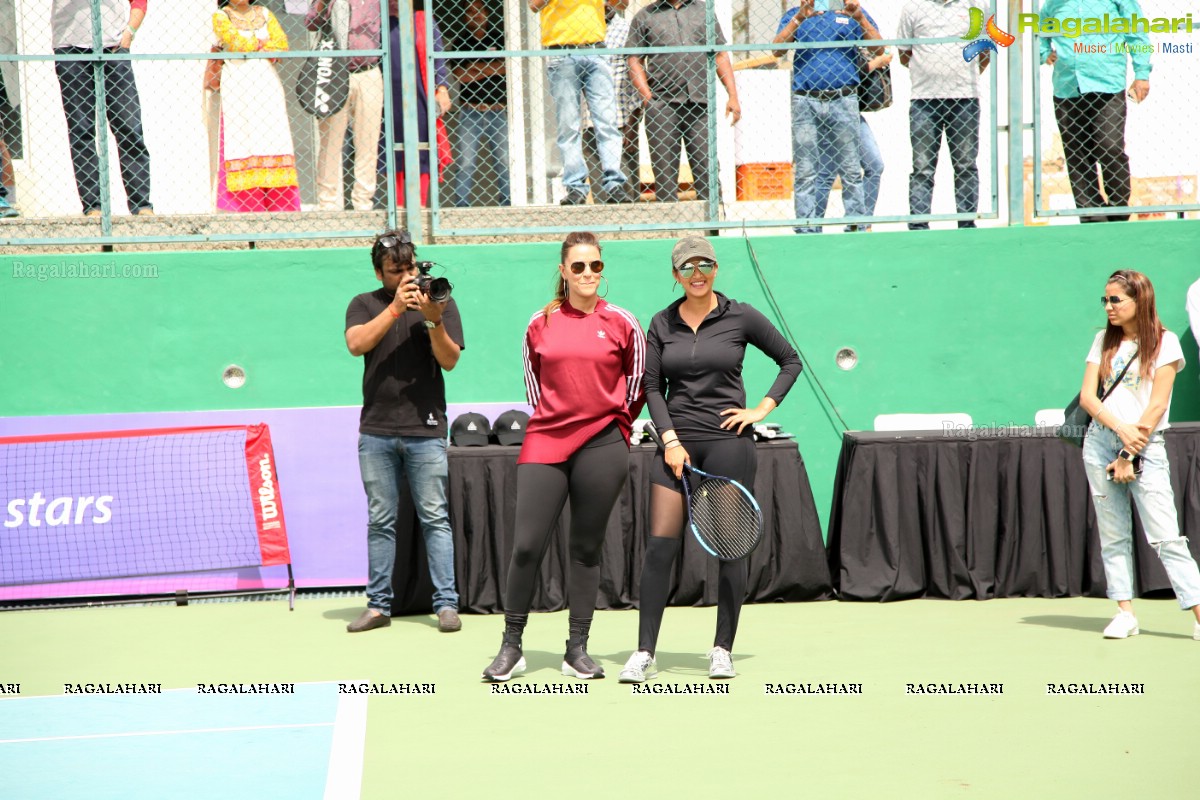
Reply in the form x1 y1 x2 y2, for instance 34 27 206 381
323 692 368 800
0 721 333 746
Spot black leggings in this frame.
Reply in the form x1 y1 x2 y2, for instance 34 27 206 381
639 435 757 654
504 424 629 621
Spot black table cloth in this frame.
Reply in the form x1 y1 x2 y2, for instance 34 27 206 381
827 424 1200 602
391 440 833 614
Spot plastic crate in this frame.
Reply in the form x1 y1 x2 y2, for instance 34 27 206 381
736 163 793 201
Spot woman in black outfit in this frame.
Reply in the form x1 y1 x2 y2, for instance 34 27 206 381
619 237 801 682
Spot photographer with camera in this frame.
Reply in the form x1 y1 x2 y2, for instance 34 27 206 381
344 229 465 634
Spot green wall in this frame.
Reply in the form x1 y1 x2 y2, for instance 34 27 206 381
4 221 1199 532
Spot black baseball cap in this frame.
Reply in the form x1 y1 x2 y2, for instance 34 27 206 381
450 412 491 446
493 410 530 446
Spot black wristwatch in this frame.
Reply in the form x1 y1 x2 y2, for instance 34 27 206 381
1118 449 1134 462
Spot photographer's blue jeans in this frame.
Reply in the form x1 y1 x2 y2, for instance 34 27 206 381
1082 424 1200 609
547 53 626 194
359 433 458 615
791 93 864 233
908 98 979 230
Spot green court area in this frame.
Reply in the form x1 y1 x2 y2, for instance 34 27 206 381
2 597 1196 798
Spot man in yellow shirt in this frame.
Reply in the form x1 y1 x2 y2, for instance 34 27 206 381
532 0 631 204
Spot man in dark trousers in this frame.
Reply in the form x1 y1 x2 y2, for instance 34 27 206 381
627 0 740 202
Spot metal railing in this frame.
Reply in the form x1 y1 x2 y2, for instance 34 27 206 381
0 0 1193 249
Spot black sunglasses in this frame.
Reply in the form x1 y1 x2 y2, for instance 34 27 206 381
675 260 715 278
1101 295 1131 307
378 231 413 250
568 260 604 275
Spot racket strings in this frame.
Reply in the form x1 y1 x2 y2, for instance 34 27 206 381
689 477 763 560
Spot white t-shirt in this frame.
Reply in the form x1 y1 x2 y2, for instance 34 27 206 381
1186 280 1200 361
1086 330 1186 432
896 0 987 100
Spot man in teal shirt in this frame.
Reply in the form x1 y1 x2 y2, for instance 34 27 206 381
1039 0 1151 223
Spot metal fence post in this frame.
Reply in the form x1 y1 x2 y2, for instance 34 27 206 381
1007 0 1024 226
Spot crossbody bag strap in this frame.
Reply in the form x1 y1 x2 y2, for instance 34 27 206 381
1099 356 1136 402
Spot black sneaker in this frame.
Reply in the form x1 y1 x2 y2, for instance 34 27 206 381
560 191 588 206
482 642 526 682
561 637 605 679
600 186 634 204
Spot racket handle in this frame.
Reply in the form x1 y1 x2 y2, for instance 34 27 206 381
643 421 666 449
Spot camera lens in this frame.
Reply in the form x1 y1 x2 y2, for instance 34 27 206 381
428 277 452 303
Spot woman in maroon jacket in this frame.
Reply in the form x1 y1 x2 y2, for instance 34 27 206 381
482 231 646 682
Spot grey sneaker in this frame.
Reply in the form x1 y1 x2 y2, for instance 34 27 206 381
346 609 390 633
437 607 462 633
708 647 735 679
618 650 657 683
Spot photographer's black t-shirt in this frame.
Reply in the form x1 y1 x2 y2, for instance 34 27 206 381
345 289 466 438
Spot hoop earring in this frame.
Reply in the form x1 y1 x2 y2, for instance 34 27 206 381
599 275 609 298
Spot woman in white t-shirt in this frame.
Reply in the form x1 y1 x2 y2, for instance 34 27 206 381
1079 270 1200 641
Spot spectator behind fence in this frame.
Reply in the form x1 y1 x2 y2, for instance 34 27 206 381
813 47 889 230
1040 0 1150 224
898 0 988 230
450 0 509 207
0 65 18 218
774 1 881 234
212 0 300 213
51 0 153 216
307 0 383 212
627 0 740 203
532 0 631 205
386 0 452 207
581 0 639 200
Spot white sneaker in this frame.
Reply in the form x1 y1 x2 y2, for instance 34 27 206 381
708 646 736 679
1102 611 1139 639
1193 621 1200 641
618 650 657 683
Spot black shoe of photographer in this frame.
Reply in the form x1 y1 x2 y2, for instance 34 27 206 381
346 609 390 633
560 190 588 206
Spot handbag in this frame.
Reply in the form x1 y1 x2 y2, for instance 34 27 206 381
857 48 892 112
294 17 349 118
1058 357 1135 447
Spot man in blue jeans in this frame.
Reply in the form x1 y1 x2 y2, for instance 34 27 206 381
533 0 631 205
898 0 988 229
344 230 465 634
775 0 881 233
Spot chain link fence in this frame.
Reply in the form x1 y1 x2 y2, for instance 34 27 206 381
0 1 1193 248
1030 0 1198 225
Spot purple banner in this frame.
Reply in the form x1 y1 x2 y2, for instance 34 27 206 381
0 403 526 601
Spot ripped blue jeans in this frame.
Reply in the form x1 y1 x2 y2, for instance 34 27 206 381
1083 423 1200 609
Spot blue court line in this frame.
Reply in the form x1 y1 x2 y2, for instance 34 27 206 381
0 683 364 800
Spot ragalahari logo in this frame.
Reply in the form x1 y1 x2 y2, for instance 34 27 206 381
962 8 1015 62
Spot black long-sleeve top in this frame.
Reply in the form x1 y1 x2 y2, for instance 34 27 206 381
644 293 802 442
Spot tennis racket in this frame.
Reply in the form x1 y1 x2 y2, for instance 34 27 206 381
644 423 765 561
